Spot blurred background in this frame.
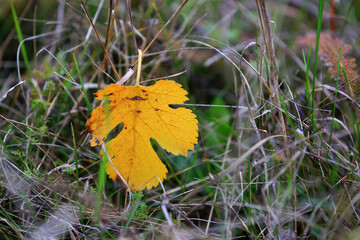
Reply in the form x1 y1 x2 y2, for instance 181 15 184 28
0 0 360 239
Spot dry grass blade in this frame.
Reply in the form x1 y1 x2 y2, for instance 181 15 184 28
80 0 120 82
1 1 360 239
255 0 288 145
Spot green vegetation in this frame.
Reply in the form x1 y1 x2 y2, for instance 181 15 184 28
0 0 359 239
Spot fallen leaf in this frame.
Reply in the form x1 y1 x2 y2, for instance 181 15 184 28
86 80 198 191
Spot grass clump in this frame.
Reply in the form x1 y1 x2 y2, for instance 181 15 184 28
0 0 359 239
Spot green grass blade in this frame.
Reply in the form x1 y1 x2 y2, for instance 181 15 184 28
9 0 31 73
73 53 92 113
71 123 79 186
95 154 107 225
94 100 112 225
124 194 142 231
304 40 312 105
311 0 324 132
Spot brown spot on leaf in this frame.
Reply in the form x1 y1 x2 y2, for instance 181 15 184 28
136 110 141 113
95 139 100 144
141 89 146 93
126 96 146 101
94 93 98 97
155 108 159 111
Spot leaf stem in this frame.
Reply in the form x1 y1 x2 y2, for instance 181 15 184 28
136 49 143 86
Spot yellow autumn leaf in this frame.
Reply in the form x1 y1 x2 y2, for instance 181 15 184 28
85 80 198 191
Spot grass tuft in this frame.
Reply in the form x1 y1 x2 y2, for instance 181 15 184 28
0 0 359 239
